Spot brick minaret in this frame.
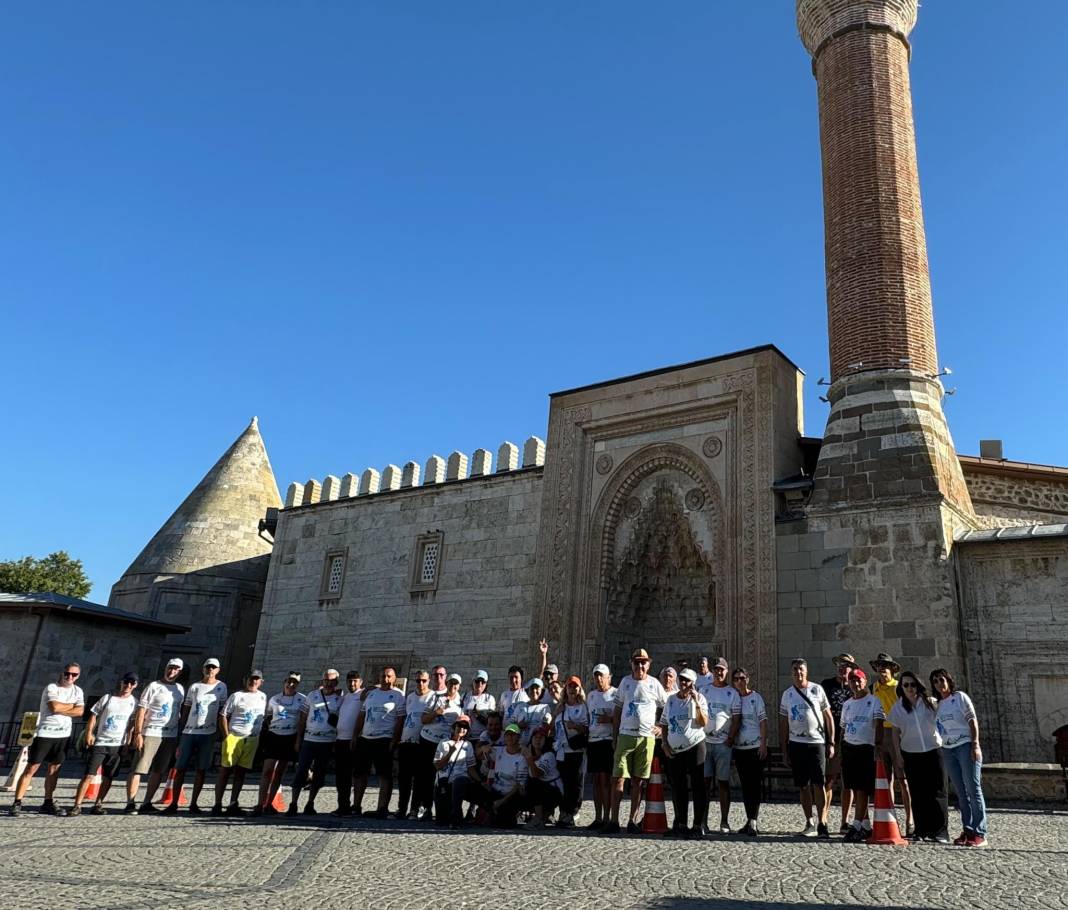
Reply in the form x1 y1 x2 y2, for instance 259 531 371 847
797 0 972 516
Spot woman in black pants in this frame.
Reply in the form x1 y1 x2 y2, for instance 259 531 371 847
888 671 948 843
553 676 589 827
659 668 709 838
731 667 768 836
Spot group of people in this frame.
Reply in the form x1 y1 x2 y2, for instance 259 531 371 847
6 642 989 847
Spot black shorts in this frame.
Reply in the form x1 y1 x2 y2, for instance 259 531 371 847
586 739 614 775
85 745 123 780
787 741 826 788
28 736 69 766
841 741 875 793
354 737 394 777
260 731 298 762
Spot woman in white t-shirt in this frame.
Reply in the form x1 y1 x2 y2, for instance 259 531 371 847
432 715 476 829
552 676 589 828
930 668 987 847
659 668 708 838
523 726 563 828
838 668 884 842
419 672 463 821
887 671 946 842
731 667 768 837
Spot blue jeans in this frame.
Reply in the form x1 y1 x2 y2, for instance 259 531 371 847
942 743 987 837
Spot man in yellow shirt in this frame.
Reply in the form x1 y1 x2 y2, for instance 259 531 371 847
870 653 913 835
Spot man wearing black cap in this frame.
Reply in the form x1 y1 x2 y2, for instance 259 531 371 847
71 672 140 815
212 670 267 815
167 658 227 814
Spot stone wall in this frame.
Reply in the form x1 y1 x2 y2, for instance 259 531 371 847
1 611 174 724
775 501 968 709
254 469 544 690
961 462 1068 527
956 535 1068 763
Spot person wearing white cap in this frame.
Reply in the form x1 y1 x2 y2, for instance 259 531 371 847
287 668 343 816
167 658 227 813
660 668 709 838
418 671 463 820
463 670 496 740
517 678 552 745
212 669 267 816
699 656 741 834
536 638 559 706
256 671 305 815
125 657 185 814
585 663 617 829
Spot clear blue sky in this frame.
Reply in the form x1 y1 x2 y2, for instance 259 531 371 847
3 3 1066 598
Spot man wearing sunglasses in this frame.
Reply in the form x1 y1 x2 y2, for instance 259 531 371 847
126 658 186 814
9 663 85 816
71 672 140 816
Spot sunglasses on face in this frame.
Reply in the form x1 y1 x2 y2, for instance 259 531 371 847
733 675 747 681
417 678 429 684
63 671 80 678
902 682 917 689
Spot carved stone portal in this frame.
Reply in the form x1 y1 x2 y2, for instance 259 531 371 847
604 479 717 669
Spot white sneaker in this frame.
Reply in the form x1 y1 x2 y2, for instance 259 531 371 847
801 820 818 838
719 824 732 835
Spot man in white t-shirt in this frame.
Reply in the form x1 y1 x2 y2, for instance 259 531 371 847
778 658 835 838
10 663 85 817
71 672 139 816
332 670 364 815
696 656 714 689
585 664 617 830
287 669 343 816
126 658 185 814
167 658 227 814
699 656 742 834
256 672 305 815
607 648 667 834
352 665 406 818
212 670 267 815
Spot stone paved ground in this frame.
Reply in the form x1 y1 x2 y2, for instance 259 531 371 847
1 778 1065 910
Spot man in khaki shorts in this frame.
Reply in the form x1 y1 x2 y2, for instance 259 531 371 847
605 648 667 834
126 658 185 814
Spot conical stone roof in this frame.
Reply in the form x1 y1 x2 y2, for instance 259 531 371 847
120 417 282 578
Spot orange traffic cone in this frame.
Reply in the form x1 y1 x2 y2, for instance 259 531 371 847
642 756 668 834
271 789 286 812
84 770 103 804
869 758 907 846
156 769 188 807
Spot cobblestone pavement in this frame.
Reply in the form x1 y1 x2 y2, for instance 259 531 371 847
1 779 1065 910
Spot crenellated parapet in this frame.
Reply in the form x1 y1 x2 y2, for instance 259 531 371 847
282 435 546 509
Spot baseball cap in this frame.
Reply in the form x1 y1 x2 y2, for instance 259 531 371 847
324 668 340 679
166 658 184 670
592 663 610 676
121 672 139 684
679 668 697 683
203 658 220 668
566 675 582 687
446 672 462 685
504 723 521 735
454 714 471 728
849 668 868 683
545 664 559 675
474 670 489 682
526 677 544 690
286 671 302 682
249 669 264 679
713 657 729 670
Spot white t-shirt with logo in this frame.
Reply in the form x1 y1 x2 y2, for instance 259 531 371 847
462 691 496 740
434 738 476 783
360 687 406 739
500 688 530 725
490 747 528 796
779 683 830 745
267 692 306 736
735 691 767 750
336 691 365 740
700 683 742 744
420 693 463 745
224 690 267 737
140 681 185 739
587 687 618 743
555 702 591 756
533 750 563 792
302 688 343 743
517 701 552 745
90 693 136 747
36 683 85 738
615 675 667 738
182 681 228 735
935 691 977 750
697 671 714 689
841 694 884 747
401 690 436 744
661 691 709 752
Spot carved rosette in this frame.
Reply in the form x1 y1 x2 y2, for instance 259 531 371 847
685 488 705 511
595 453 614 475
702 436 722 459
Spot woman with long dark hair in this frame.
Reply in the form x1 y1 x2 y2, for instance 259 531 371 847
930 668 987 847
553 676 589 828
887 671 948 842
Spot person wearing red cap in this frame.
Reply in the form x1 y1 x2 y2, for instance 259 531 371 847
839 668 884 841
553 675 589 827
432 714 476 829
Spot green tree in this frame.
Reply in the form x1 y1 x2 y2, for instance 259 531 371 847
0 551 92 599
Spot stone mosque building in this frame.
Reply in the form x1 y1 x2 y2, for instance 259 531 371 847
95 2 1068 768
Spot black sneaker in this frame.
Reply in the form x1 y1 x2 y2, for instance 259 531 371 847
285 803 298 817
372 808 389 820
138 803 161 815
330 808 349 818
41 801 68 817
161 803 179 815
817 823 830 840
122 801 138 815
210 805 224 817
250 806 263 817
663 825 685 839
603 820 621 834
69 806 82 817
302 803 318 816
9 802 21 817
187 805 204 815
585 818 604 830
225 804 245 817
688 825 707 840
263 805 279 816
626 820 642 835
90 804 107 815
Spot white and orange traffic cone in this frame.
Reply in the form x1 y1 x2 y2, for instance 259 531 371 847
271 789 286 812
642 756 668 834
83 770 103 804
156 769 188 807
869 758 907 846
